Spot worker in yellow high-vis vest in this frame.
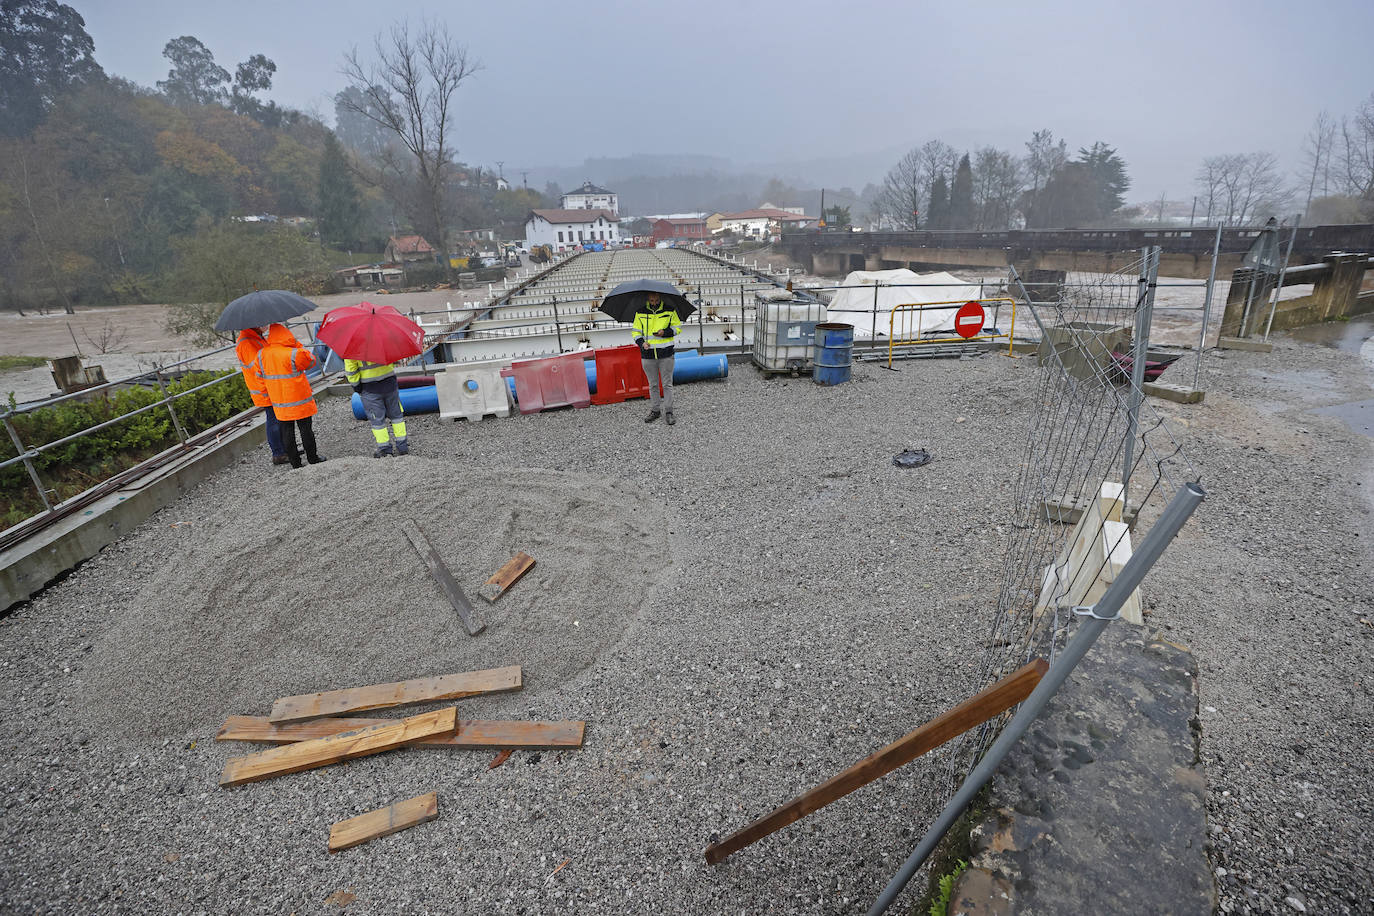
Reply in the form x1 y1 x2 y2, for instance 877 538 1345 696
345 358 409 457
633 292 682 426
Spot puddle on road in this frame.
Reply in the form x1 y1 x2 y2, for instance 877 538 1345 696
1309 399 1374 437
1287 317 1374 438
1285 315 1374 354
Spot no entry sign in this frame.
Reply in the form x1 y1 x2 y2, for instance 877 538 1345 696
954 301 986 339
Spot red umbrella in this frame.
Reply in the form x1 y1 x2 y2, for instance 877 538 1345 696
316 301 427 365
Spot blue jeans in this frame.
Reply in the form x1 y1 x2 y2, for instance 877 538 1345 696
264 405 285 457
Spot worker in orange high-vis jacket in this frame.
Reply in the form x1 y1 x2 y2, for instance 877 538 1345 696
235 326 288 466
257 323 326 468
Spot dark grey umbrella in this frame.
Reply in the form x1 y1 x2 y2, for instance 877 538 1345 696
599 278 697 323
213 289 317 332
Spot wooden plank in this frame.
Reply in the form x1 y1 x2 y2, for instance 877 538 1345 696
403 519 485 636
219 708 458 788
328 792 438 853
704 659 1049 866
218 715 585 749
268 665 522 724
479 552 536 603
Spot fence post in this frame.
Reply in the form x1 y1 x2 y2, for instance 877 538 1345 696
867 481 1207 916
552 296 563 353
152 365 189 446
3 412 53 512
870 281 879 352
1193 225 1223 391
740 286 748 356
1262 219 1301 341
697 287 705 350
1123 247 1160 490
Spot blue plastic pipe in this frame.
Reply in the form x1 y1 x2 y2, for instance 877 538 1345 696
351 351 725 418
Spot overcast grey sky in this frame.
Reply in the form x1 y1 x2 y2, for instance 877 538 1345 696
78 0 1374 203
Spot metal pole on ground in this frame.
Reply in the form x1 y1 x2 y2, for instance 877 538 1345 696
1262 219 1301 342
1193 225 1223 391
866 481 1207 916
1123 247 1160 490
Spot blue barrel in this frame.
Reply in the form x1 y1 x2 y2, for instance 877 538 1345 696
812 323 854 386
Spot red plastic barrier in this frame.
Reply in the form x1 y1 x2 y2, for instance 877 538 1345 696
500 353 591 415
589 345 652 405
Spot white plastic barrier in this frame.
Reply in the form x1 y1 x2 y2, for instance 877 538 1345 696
435 360 512 421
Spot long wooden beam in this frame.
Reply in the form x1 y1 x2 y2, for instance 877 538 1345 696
268 666 522 724
704 659 1048 865
220 707 458 788
404 519 485 636
218 715 584 749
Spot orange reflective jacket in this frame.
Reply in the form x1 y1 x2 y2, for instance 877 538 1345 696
235 328 271 407
257 324 318 420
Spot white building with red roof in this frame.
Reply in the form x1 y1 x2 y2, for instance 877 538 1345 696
524 208 621 251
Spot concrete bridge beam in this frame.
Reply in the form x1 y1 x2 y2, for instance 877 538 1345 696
1312 254 1369 321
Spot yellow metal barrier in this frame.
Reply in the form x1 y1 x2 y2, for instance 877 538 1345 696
887 297 1018 367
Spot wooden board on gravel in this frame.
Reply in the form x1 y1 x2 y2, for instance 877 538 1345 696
219 708 458 787
218 715 585 749
268 666 522 724
329 792 439 853
403 519 485 636
479 552 536 603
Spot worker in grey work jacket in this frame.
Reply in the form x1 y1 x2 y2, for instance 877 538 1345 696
633 292 682 426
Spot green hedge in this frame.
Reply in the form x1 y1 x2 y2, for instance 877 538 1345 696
2 370 253 527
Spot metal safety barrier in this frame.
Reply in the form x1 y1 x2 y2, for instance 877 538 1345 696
887 296 1018 367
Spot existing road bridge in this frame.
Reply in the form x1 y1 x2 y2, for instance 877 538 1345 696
781 224 1374 281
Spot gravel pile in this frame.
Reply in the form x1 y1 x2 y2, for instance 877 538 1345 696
1 327 1371 914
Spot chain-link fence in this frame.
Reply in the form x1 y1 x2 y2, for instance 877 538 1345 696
870 248 1208 913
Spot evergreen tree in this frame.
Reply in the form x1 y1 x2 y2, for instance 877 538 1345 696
157 36 229 107
927 174 950 229
948 154 975 229
0 0 105 136
318 132 361 248
1077 142 1130 219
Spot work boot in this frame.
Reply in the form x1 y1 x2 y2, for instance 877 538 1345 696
271 455 290 466
307 455 327 465
644 409 661 423
395 439 410 456
373 445 393 458
665 412 676 426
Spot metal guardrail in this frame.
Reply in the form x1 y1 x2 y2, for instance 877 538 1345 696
887 297 1018 366
0 320 323 542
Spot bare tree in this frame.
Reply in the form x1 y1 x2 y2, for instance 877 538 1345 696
82 317 127 354
341 21 479 272
1022 129 1068 226
1337 92 1374 199
876 148 923 230
1301 111 1337 212
971 147 1023 230
1195 152 1289 224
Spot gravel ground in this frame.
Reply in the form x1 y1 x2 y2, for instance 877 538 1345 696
1 321 1372 915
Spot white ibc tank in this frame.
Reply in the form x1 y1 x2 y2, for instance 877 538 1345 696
752 292 827 372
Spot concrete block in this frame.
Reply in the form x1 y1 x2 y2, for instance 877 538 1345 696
947 628 1215 915
1143 381 1205 404
1217 336 1273 353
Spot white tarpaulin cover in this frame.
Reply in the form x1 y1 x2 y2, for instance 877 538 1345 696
824 269 986 340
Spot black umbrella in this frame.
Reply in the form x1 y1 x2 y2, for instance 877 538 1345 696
598 278 697 323
213 289 317 332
